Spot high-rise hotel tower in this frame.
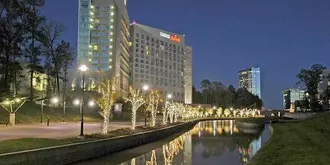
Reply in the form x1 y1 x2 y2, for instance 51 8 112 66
238 67 261 99
77 0 130 96
130 23 192 103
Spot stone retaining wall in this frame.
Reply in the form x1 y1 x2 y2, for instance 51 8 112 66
0 121 197 165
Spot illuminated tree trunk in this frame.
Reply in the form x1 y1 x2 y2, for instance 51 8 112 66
131 158 136 165
102 108 110 134
169 111 174 123
131 106 138 130
174 111 178 123
162 106 167 125
151 107 156 127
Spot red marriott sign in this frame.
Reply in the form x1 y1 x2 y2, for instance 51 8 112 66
160 32 181 43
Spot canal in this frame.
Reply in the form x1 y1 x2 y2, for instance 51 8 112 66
75 120 270 165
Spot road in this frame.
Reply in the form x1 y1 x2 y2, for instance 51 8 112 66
0 121 143 141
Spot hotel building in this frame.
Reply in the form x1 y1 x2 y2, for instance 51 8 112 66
130 23 192 103
77 0 130 96
238 67 261 99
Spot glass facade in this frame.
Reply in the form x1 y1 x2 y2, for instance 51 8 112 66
77 0 91 66
282 88 306 109
77 0 130 96
251 67 261 99
238 67 261 99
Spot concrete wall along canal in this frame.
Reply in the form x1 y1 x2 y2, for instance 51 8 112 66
0 121 197 165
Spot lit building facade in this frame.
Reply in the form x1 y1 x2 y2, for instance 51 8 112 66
77 0 130 96
238 67 261 98
130 23 192 103
282 88 306 110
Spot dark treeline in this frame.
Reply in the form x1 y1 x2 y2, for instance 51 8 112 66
192 79 263 109
296 64 330 111
0 0 74 101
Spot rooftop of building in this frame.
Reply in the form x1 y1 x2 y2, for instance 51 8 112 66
238 66 260 74
130 22 185 38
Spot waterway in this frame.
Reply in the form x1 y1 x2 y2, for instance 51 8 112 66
75 120 270 165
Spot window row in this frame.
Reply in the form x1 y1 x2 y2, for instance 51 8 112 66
134 78 184 89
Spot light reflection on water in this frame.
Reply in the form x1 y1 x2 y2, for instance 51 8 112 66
75 120 269 165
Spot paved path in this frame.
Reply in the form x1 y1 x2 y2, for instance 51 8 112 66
0 121 143 141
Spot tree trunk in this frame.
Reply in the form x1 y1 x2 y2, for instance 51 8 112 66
56 71 60 95
29 70 34 101
131 107 137 130
162 107 167 125
151 108 156 127
62 71 67 119
9 113 15 126
102 109 110 134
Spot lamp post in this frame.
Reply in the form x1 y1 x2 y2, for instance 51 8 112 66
165 94 172 108
165 94 172 122
142 84 149 127
78 64 88 138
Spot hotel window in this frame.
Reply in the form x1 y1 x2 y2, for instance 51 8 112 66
142 34 144 39
146 36 149 41
136 33 139 37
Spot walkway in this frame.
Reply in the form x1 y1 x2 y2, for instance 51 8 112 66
0 121 143 141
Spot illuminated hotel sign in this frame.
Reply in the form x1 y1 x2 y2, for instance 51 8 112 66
160 32 181 43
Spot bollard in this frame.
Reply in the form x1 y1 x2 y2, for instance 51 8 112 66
47 118 50 126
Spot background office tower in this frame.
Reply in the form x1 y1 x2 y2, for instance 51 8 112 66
282 88 306 110
130 23 192 103
77 0 130 96
238 67 261 99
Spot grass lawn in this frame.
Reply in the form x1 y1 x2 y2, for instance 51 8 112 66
0 102 146 124
249 112 330 165
0 122 182 154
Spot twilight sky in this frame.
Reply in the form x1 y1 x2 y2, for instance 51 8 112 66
41 0 330 109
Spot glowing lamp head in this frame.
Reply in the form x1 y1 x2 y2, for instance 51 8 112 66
213 106 217 110
73 99 80 106
78 65 89 72
4 100 10 105
51 97 59 104
142 85 149 91
15 98 21 103
88 100 95 107
167 94 172 99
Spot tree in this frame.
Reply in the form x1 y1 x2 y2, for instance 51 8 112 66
227 85 237 107
297 64 326 111
55 40 74 118
40 21 64 97
0 0 33 97
201 79 212 104
146 89 161 127
24 0 45 101
125 86 145 130
95 77 117 134
192 86 202 104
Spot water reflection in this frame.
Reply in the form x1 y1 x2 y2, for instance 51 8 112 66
76 120 269 165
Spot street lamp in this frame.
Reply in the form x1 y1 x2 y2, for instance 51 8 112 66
167 94 172 99
142 84 149 127
213 106 217 110
88 100 95 107
51 97 59 104
142 84 149 91
78 64 88 138
73 99 80 106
